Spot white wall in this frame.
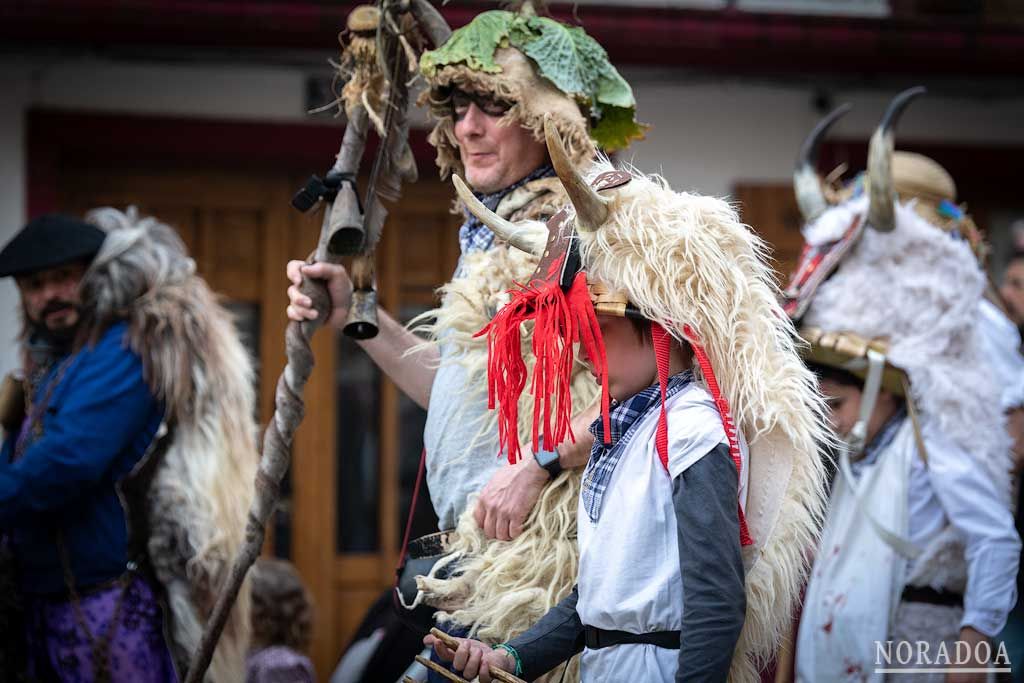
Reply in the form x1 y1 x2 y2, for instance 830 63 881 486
624 73 1024 197
0 65 31 380
2 55 1023 378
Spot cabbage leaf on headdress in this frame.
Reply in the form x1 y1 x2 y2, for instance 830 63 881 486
420 10 645 151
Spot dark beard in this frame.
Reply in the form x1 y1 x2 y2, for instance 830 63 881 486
24 303 79 365
26 325 73 365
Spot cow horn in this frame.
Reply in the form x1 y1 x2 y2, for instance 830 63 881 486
794 103 852 222
867 86 926 232
452 174 545 256
543 115 610 232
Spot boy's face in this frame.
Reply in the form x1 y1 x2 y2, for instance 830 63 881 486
819 377 898 447
590 315 658 402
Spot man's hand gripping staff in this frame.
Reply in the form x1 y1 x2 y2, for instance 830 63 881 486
185 2 450 681
422 627 527 683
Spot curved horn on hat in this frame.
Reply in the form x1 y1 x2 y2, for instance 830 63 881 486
867 86 926 232
543 115 610 232
794 103 852 222
451 174 545 256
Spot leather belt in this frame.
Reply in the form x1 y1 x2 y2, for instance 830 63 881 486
584 626 680 650
901 585 963 608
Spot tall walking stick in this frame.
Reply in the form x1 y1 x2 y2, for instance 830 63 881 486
185 2 449 680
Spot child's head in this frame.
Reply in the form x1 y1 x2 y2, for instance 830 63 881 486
592 314 692 402
812 363 901 446
250 558 314 653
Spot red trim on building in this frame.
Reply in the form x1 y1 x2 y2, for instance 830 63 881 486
3 1 1024 76
27 109 439 217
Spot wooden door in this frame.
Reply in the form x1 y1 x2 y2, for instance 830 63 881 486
732 183 805 284
58 164 459 679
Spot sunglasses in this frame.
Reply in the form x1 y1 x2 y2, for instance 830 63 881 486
451 89 513 120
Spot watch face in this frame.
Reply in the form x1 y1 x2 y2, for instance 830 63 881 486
535 448 558 466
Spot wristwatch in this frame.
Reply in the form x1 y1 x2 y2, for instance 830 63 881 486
534 447 563 480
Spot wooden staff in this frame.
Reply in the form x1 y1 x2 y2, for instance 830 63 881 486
186 2 451 680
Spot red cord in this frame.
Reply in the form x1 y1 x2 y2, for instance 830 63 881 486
683 325 754 547
397 447 428 572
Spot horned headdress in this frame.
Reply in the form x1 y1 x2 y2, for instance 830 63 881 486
455 118 830 682
784 87 1012 508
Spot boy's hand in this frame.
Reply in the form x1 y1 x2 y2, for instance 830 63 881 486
424 634 516 682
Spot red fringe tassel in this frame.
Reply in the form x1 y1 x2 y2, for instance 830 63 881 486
476 266 610 465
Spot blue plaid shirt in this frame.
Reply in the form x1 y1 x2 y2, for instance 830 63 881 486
581 371 693 523
456 163 555 265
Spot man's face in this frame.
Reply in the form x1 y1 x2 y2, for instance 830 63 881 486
16 262 87 338
1001 258 1024 327
452 91 549 194
586 315 658 403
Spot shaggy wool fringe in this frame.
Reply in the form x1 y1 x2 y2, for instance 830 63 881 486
418 472 583 683
83 207 259 682
421 64 593 180
576 160 831 682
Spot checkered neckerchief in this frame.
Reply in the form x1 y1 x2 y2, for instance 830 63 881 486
456 164 555 261
581 371 693 523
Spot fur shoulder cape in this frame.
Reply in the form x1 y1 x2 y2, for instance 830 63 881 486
82 208 259 682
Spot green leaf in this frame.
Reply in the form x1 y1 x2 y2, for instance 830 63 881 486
590 105 648 152
419 10 513 77
517 18 634 111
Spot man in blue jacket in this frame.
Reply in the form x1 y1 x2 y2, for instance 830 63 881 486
0 209 260 682
0 214 176 681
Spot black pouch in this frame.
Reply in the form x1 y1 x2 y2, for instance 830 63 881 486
0 374 26 434
392 530 455 633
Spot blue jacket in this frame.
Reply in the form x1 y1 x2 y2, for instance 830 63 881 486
0 321 163 595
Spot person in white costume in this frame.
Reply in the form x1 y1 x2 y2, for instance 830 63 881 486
426 118 831 683
784 88 1022 683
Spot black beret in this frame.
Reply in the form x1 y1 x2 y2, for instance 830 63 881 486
0 214 107 278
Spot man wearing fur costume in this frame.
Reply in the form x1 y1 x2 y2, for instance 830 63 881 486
0 209 258 681
785 89 1021 682
426 119 830 683
287 7 642 679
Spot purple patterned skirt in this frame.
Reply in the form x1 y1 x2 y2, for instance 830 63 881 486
24 573 178 683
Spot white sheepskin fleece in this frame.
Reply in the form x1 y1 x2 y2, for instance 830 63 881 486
803 200 1013 505
803 196 868 246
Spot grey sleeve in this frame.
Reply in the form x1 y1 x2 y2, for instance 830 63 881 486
507 586 584 680
673 443 746 682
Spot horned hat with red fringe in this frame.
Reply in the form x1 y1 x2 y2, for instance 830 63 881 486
451 118 831 682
